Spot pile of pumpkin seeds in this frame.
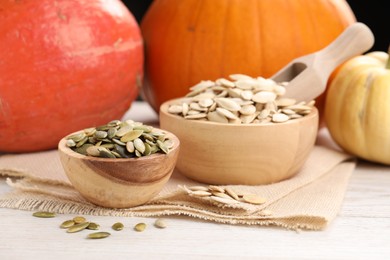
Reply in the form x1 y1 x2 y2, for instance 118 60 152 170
167 74 315 124
32 211 168 239
65 119 174 158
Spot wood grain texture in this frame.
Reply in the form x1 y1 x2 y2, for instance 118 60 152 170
160 100 319 185
57 130 180 208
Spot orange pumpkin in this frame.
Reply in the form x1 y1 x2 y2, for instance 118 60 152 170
140 0 356 118
0 0 143 152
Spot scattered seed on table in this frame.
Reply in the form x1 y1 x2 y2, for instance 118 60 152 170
87 222 100 230
154 218 167 229
134 223 146 232
32 211 56 218
73 216 86 224
67 222 90 233
60 220 75 229
87 232 111 239
112 222 124 231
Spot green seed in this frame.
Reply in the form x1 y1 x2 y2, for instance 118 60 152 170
32 211 56 218
73 216 86 224
67 222 90 233
87 222 100 230
67 120 173 158
112 222 124 231
87 232 111 239
120 130 143 142
60 220 75 229
68 132 86 142
134 223 146 232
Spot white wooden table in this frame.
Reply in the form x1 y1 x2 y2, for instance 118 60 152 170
1 101 390 260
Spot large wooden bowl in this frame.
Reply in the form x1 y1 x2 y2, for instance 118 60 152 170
159 99 318 185
58 130 180 208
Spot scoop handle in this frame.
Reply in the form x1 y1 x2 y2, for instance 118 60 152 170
315 22 375 77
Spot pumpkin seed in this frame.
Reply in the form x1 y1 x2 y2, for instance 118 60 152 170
182 185 267 206
60 220 75 229
68 132 86 142
74 143 93 155
272 113 290 123
112 222 124 231
87 222 100 230
95 130 108 139
189 190 212 197
67 222 90 233
66 120 174 158
154 218 167 229
133 138 146 154
210 195 238 205
116 125 133 137
87 232 111 239
65 139 76 147
32 211 56 218
167 74 314 124
73 216 86 224
242 194 267 205
134 223 146 232
86 146 101 157
225 187 239 200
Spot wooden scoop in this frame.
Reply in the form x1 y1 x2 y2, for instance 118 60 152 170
271 22 374 102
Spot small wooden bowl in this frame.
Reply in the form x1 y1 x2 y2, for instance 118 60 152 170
160 99 318 185
58 130 180 208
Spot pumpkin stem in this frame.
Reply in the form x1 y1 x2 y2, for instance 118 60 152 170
387 45 390 69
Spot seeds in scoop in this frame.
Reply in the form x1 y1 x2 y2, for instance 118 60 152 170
154 218 167 229
67 222 90 233
242 194 267 205
134 223 146 232
32 211 56 218
60 220 75 229
73 216 86 224
87 232 111 239
112 222 124 231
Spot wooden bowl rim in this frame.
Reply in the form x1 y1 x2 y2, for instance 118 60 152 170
58 127 180 162
160 98 319 128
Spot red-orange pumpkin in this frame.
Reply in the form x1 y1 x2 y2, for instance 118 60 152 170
140 0 356 119
0 0 143 153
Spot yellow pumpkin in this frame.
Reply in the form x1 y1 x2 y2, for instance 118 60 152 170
324 48 390 165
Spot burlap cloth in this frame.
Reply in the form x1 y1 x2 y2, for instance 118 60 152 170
0 128 355 231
